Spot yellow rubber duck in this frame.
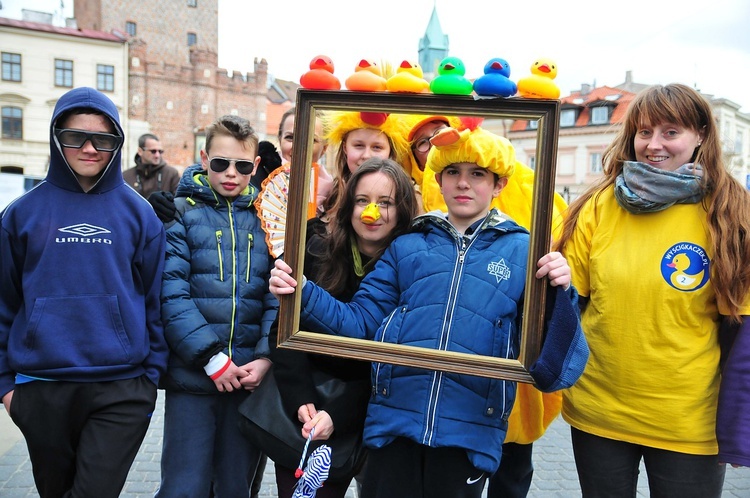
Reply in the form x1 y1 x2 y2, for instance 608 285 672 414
361 203 381 224
516 58 560 99
386 60 430 93
667 253 705 290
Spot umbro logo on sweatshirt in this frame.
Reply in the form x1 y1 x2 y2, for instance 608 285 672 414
56 223 113 244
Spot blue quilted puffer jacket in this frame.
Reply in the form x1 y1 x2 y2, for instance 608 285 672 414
300 209 587 473
160 164 277 394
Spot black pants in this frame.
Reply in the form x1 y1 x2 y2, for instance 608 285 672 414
486 442 534 498
360 437 486 498
571 427 726 498
9 377 157 498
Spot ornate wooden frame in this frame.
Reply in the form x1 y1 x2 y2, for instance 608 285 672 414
277 89 560 383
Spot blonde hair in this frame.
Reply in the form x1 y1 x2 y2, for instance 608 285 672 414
555 83 750 320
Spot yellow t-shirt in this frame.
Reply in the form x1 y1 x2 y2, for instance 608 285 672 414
562 186 750 454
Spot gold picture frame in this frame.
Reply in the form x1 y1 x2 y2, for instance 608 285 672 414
278 89 560 384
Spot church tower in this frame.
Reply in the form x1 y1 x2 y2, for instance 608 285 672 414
418 4 449 81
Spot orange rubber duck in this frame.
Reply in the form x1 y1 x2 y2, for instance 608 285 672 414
345 59 387 92
386 60 430 93
300 55 341 90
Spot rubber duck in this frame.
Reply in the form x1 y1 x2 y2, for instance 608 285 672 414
360 203 381 224
473 57 517 97
667 253 705 290
430 57 473 95
516 58 560 99
386 60 430 93
345 59 387 92
300 55 341 90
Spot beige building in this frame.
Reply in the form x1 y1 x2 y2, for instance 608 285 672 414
507 73 750 201
0 15 128 179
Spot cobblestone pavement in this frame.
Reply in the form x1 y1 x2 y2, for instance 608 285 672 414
2 391 749 497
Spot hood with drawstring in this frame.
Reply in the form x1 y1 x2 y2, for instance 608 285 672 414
0 87 168 399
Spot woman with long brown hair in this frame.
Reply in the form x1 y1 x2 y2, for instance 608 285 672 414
556 83 750 496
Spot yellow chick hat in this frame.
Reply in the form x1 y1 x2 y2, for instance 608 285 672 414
324 110 412 167
426 125 516 178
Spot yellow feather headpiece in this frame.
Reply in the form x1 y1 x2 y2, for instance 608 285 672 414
323 111 411 168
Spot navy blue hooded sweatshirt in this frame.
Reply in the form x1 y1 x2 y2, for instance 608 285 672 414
0 87 168 399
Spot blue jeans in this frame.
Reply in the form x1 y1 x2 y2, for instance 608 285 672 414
155 390 262 498
571 427 725 498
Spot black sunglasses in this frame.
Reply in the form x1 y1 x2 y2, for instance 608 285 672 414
209 156 256 175
54 128 123 152
146 148 164 154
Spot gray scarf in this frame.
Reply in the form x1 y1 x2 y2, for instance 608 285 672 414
614 161 705 214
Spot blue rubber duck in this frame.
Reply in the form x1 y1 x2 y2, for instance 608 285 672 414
430 57 474 95
473 58 517 97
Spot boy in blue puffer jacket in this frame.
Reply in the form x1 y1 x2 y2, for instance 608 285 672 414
156 115 277 498
269 123 589 498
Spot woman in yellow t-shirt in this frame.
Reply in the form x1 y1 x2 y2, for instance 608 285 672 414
555 83 750 497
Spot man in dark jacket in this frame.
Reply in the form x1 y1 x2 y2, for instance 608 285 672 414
123 133 180 198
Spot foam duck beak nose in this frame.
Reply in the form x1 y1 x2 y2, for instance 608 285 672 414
361 203 381 224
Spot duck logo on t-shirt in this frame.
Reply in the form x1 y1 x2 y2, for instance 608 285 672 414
660 243 710 291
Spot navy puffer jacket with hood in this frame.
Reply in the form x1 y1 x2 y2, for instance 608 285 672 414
159 164 277 394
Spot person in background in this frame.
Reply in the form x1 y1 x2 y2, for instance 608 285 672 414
556 83 750 497
404 115 568 498
0 86 167 498
269 123 589 498
277 107 333 215
123 133 180 199
321 111 410 218
270 158 418 497
155 115 277 498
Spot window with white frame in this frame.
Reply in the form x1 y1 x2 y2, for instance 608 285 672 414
591 106 609 125
2 106 23 139
590 152 603 173
2 52 21 82
560 109 576 127
736 131 743 155
188 0 197 6
97 64 114 92
55 59 73 87
188 32 197 46
126 21 137 36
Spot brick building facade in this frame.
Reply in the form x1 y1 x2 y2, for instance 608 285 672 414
73 0 267 168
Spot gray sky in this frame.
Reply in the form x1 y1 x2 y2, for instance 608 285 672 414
6 0 750 111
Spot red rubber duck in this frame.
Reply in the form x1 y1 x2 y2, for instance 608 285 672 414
300 55 341 90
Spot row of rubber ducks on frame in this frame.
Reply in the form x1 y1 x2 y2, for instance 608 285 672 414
300 55 561 100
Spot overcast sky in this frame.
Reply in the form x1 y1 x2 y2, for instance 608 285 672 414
7 0 750 112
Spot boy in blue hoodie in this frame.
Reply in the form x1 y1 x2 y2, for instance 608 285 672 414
270 124 589 498
0 87 167 497
156 115 277 497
